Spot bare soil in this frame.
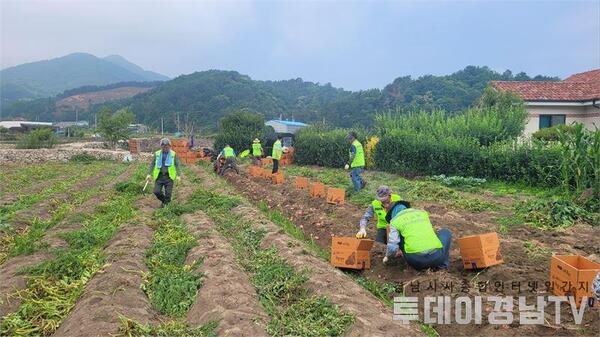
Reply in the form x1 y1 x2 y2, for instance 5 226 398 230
223 167 600 337
182 211 269 336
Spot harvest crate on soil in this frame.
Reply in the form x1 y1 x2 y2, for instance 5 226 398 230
309 182 326 198
294 176 309 189
326 187 345 204
271 172 284 185
457 232 503 269
550 255 600 308
330 237 374 270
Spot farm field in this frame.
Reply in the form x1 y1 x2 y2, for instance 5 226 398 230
0 158 598 337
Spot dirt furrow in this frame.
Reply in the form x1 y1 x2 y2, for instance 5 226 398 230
182 211 269 336
51 196 159 337
0 166 136 318
52 172 194 336
190 165 421 337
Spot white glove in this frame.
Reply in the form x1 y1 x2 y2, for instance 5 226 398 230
355 228 367 239
344 164 350 170
176 176 181 182
383 256 389 265
146 174 152 181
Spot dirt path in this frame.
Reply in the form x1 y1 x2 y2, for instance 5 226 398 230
224 168 600 337
0 166 136 318
182 211 269 336
52 170 195 336
190 165 422 337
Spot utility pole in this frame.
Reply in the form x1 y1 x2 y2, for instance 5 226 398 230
161 118 164 135
94 113 97 131
75 108 78 123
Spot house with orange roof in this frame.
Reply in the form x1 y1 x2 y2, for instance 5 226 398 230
491 69 600 136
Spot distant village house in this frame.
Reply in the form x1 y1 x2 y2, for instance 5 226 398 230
492 69 600 136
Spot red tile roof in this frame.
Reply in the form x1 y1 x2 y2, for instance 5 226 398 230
492 69 600 102
563 69 600 83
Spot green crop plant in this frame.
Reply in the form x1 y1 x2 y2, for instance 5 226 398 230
0 162 79 198
191 187 354 336
1 164 128 262
515 197 591 229
143 205 205 317
523 241 552 262
0 164 145 336
117 316 218 337
0 162 107 222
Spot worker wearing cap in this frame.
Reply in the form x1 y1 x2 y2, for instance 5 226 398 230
271 135 283 174
384 201 452 270
344 131 365 192
146 138 181 207
251 138 263 166
356 186 401 243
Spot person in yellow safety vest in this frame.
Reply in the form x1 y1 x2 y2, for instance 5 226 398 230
146 138 181 208
344 131 366 192
384 200 452 270
271 135 283 174
355 186 401 244
252 138 263 166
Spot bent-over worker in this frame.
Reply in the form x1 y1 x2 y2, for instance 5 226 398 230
146 138 181 207
356 186 401 243
384 201 452 270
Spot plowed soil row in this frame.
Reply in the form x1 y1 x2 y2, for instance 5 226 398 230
223 167 600 337
183 211 269 336
0 165 136 318
189 165 422 337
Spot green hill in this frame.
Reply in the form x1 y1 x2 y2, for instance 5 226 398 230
0 53 169 104
1 66 557 129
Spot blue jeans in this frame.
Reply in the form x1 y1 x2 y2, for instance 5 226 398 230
399 228 452 270
350 167 363 192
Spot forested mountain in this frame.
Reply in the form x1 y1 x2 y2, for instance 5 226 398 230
0 53 168 104
1 66 557 129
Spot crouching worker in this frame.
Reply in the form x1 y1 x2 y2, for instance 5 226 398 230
146 138 180 207
384 201 452 270
356 186 401 243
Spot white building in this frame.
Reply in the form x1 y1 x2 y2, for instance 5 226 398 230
492 69 600 136
265 119 309 134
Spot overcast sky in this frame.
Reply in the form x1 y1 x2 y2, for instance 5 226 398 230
1 0 599 90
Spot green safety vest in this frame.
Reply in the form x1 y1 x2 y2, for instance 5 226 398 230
272 140 283 160
390 208 442 254
223 146 235 158
350 139 365 168
372 194 401 229
152 150 177 181
252 143 262 156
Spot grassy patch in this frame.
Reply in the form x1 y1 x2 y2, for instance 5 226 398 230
0 164 145 337
515 197 592 229
118 316 218 337
1 164 128 262
523 241 552 262
193 188 354 336
143 205 205 317
285 165 500 212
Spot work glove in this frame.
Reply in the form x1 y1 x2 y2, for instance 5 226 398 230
355 228 367 239
344 164 350 170
176 176 181 182
382 256 389 265
145 174 152 181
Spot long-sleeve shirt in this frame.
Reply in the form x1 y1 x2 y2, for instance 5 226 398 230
147 150 180 176
386 204 407 257
349 144 356 164
359 204 375 230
